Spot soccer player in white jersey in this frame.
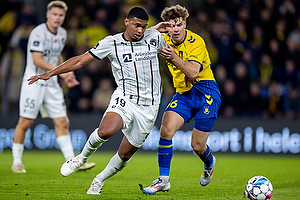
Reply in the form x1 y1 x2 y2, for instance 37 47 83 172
11 1 95 173
28 6 167 195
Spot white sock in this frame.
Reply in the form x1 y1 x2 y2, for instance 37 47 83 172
57 135 75 160
79 128 107 163
12 142 24 166
96 152 129 182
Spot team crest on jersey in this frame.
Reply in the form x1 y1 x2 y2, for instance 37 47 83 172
123 53 133 62
33 41 40 46
204 107 210 114
150 38 157 47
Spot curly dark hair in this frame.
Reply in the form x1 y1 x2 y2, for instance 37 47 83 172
161 4 189 21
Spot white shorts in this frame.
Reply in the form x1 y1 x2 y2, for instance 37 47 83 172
105 89 159 148
19 80 67 119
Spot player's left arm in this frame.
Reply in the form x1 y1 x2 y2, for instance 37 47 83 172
160 43 200 81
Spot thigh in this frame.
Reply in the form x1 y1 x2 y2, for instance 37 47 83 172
98 112 123 139
160 110 184 139
19 81 44 119
165 92 194 123
123 103 159 148
44 85 67 118
194 92 219 132
194 117 216 132
105 90 159 148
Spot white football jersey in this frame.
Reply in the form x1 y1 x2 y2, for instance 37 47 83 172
89 29 167 106
23 23 67 86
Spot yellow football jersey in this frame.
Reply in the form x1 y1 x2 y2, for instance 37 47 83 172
162 29 215 94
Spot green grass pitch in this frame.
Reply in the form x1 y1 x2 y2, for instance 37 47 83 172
0 150 299 199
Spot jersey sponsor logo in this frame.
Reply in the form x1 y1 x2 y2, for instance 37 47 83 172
33 41 40 46
134 51 157 61
123 53 133 62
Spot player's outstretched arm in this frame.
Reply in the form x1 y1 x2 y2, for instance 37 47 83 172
149 22 170 32
28 52 95 85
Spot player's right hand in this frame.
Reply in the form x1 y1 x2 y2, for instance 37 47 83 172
149 22 170 32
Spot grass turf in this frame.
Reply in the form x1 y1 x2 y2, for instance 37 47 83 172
0 150 299 200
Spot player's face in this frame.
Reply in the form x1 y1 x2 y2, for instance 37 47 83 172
167 17 186 44
124 17 148 42
46 7 66 31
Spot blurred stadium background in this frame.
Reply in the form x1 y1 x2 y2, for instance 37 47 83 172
0 0 299 155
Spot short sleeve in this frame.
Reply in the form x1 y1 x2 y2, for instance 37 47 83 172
89 35 114 60
157 30 167 52
29 28 44 53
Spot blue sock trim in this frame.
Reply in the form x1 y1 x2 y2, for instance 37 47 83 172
199 145 213 168
159 138 173 146
158 138 173 176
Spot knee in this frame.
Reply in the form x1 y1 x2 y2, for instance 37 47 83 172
17 119 33 131
97 127 114 140
160 125 175 140
56 117 69 129
118 153 131 162
191 142 206 155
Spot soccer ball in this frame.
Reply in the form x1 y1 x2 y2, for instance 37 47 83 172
245 175 273 200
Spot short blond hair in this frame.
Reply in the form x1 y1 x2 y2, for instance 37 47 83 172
161 4 189 21
47 1 68 12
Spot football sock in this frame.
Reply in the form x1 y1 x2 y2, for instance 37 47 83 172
79 128 107 163
57 135 75 160
96 152 129 182
12 142 24 165
158 138 173 179
199 144 213 168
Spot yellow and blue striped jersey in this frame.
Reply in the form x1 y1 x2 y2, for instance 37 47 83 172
162 29 215 94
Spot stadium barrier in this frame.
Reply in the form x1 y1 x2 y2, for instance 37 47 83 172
0 113 299 154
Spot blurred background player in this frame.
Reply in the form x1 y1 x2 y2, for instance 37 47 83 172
11 0 95 173
143 4 221 194
27 6 167 195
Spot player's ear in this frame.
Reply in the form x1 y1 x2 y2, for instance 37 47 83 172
124 18 129 26
46 11 49 19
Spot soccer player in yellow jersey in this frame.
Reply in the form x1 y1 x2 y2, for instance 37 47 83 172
143 5 222 194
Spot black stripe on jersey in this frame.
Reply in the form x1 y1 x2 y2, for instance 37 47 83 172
131 42 140 104
114 40 125 96
147 42 154 105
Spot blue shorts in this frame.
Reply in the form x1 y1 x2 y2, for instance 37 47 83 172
165 80 221 132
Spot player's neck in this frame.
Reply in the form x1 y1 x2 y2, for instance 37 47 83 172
46 22 58 34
